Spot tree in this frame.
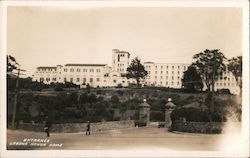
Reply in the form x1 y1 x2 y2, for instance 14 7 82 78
192 49 226 119
181 65 203 92
126 57 148 87
228 56 242 96
7 55 19 73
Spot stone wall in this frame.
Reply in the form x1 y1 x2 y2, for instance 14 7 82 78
171 120 225 134
15 120 134 133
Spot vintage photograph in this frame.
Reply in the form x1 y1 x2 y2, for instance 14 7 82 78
1 0 249 157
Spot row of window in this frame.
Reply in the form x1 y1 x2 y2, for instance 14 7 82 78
63 68 101 73
117 64 125 67
147 70 183 75
117 68 125 72
37 71 57 74
146 75 182 80
40 77 56 82
216 82 236 87
145 81 181 86
38 68 56 72
145 65 187 70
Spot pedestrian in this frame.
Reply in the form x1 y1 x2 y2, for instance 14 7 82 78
44 116 51 137
86 121 90 135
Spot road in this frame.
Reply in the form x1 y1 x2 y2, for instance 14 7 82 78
7 127 228 151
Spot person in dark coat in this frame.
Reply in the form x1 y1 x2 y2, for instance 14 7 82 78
86 121 90 135
44 116 51 137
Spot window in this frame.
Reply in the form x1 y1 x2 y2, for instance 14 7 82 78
160 81 162 85
177 76 180 80
160 76 163 79
161 66 163 69
155 76 157 79
166 66 168 69
166 76 168 80
172 66 174 69
177 82 179 85
161 71 163 74
40 78 44 82
155 71 157 74
113 80 116 83
76 78 80 82
166 71 168 74
178 66 180 69
172 76 174 80
77 69 80 72
96 69 100 73
53 78 56 81
177 71 180 75
70 68 74 72
83 69 87 72
166 81 168 85
97 78 100 82
64 68 68 72
171 81 174 85
90 69 94 73
70 78 73 82
172 71 174 75
64 78 67 82
90 78 93 82
83 78 86 82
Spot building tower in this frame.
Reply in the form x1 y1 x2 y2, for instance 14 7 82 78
112 49 130 74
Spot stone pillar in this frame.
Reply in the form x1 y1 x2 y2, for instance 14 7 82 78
165 98 176 129
139 99 151 126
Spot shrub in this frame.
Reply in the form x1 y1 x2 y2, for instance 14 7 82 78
172 108 210 122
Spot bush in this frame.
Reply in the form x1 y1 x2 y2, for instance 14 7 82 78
172 108 210 122
216 89 231 94
111 95 119 104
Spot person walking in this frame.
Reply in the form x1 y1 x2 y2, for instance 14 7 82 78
86 121 90 135
44 116 51 137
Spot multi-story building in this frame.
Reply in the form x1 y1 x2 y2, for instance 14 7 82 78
143 62 240 94
32 49 135 88
143 62 189 88
32 49 240 95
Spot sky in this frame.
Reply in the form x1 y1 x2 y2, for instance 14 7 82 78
7 6 242 77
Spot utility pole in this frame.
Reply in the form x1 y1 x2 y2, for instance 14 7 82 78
11 68 26 129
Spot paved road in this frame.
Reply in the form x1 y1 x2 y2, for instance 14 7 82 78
7 127 227 151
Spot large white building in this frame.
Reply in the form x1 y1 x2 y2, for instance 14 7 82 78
32 49 240 94
32 49 135 88
143 62 240 94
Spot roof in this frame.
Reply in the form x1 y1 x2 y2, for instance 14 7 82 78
113 49 130 55
144 62 155 64
140 102 150 107
165 101 176 108
37 66 57 69
65 64 107 67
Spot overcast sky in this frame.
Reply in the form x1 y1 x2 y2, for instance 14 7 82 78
7 6 242 77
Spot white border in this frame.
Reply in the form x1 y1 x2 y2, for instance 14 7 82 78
0 0 249 157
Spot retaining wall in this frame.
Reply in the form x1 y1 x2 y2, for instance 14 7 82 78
14 120 135 133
